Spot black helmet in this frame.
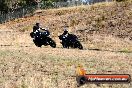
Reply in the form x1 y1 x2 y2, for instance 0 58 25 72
36 23 40 26
64 30 68 32
63 30 68 35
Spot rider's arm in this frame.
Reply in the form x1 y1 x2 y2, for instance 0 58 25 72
47 30 50 35
33 26 37 32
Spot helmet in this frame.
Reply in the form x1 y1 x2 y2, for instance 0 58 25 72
63 27 68 34
36 23 40 26
64 27 68 31
64 30 68 35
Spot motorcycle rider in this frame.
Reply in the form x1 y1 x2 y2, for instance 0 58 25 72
62 28 69 39
61 28 70 48
62 28 77 42
32 23 42 38
62 27 78 47
33 23 41 32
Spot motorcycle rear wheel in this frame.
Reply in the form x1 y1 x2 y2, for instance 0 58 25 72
48 39 56 48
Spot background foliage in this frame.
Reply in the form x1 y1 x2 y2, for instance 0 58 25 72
0 0 67 13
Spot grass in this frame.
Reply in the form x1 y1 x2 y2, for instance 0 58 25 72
0 47 132 88
119 48 132 53
19 26 32 32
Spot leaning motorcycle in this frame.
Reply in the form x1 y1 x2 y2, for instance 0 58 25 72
58 34 83 49
30 32 56 48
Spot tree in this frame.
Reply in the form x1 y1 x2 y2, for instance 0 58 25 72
0 0 68 13
0 0 9 12
0 0 38 12
51 0 66 1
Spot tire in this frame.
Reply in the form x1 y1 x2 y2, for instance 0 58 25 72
62 41 66 48
48 39 56 48
30 32 34 38
36 44 42 47
62 41 69 48
33 39 42 47
74 41 83 50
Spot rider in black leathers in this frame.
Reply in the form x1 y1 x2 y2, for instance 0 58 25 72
32 23 50 38
62 29 77 42
32 23 41 39
31 23 56 48
61 28 78 48
62 29 69 38
33 23 40 32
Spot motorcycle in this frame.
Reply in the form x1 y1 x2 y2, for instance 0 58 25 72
30 31 56 48
58 34 83 49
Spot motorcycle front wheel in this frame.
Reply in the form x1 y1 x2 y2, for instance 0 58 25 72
74 41 83 50
33 39 42 47
48 39 56 48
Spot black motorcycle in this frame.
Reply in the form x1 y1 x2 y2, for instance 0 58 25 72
58 34 83 49
30 32 56 48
